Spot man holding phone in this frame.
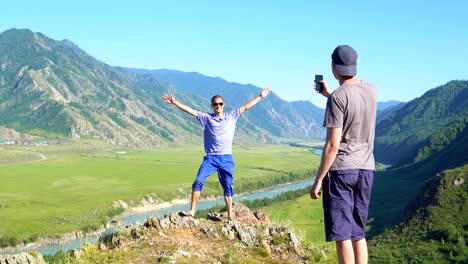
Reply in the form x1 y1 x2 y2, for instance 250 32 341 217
310 45 377 264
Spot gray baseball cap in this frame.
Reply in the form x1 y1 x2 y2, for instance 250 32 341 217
332 45 358 76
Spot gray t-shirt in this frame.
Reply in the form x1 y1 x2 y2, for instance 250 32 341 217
323 81 377 171
197 109 241 155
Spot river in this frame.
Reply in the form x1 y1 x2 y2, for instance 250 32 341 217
3 180 312 256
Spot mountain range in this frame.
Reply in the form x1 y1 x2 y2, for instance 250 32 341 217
368 80 468 261
0 28 326 146
124 68 326 140
374 80 468 166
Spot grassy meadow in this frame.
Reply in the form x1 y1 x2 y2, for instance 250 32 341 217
261 195 325 243
0 141 320 246
260 194 338 262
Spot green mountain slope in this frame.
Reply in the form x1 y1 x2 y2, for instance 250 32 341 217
374 80 468 166
124 68 326 140
0 29 325 145
0 28 191 146
370 83 468 242
370 117 468 233
369 165 468 263
377 101 405 123
0 29 324 146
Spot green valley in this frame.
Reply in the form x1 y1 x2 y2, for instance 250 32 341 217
0 143 319 247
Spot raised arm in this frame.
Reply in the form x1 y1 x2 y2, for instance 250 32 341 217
239 88 272 114
161 94 198 117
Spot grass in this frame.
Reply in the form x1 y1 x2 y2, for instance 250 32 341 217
261 195 326 244
368 155 458 235
260 194 338 263
0 149 45 165
0 141 320 245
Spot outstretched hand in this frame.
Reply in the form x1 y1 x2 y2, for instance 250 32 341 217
260 87 272 99
161 94 176 104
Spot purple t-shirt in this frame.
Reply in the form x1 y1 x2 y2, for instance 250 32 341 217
197 109 241 155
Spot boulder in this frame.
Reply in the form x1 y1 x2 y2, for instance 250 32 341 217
0 252 46 264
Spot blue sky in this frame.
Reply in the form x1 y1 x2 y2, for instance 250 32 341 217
1 0 467 107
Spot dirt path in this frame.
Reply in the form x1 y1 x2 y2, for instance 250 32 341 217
0 150 47 166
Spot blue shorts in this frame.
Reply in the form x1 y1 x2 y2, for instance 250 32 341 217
192 154 235 196
322 169 374 242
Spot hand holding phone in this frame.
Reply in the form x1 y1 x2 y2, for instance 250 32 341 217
314 74 323 93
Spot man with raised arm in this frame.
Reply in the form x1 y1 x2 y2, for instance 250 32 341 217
310 45 377 264
162 88 272 220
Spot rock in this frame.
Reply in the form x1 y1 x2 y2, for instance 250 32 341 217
168 211 199 228
232 202 259 223
159 217 172 229
233 224 258 247
202 227 220 238
288 232 303 254
98 229 125 249
207 212 226 221
269 226 289 237
131 227 145 239
144 217 158 228
70 248 85 259
144 216 171 229
206 202 268 223
0 252 46 264
254 210 270 223
113 200 128 209
174 249 191 258
144 212 199 230
453 177 464 187
140 198 150 206
221 226 236 240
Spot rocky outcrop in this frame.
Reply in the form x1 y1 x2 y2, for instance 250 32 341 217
453 177 464 187
69 202 308 263
144 211 200 230
0 126 31 140
0 252 46 264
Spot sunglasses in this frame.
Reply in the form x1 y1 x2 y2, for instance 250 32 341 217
212 102 224 107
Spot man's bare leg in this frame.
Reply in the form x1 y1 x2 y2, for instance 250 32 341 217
352 238 368 264
224 196 233 220
336 240 355 264
189 191 200 216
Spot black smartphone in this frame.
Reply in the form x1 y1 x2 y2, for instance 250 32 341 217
314 74 323 92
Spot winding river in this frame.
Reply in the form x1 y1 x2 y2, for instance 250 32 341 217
4 180 312 256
